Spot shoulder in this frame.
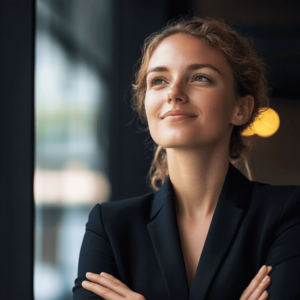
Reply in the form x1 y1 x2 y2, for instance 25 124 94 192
251 181 300 209
250 182 300 232
84 191 156 239
88 191 156 227
252 181 300 198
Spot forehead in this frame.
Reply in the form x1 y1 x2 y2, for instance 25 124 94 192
148 33 233 79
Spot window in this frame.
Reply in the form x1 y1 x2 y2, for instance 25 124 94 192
34 1 112 299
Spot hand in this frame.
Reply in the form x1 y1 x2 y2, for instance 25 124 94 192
82 272 146 300
239 265 272 300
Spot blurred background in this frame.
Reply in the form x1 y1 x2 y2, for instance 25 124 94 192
0 0 300 299
34 1 112 299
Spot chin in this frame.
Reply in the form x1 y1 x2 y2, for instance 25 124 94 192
156 132 198 146
155 140 196 149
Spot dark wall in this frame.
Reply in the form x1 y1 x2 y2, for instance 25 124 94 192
0 0 35 299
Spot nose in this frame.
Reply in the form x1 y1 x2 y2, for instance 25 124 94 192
167 82 188 104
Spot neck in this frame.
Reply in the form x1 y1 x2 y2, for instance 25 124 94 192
166 143 230 221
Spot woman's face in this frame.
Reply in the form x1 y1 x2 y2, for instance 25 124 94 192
144 33 244 151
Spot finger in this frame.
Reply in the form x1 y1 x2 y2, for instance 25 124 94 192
87 272 128 290
247 266 272 296
240 266 272 300
258 290 268 300
248 275 271 300
99 272 128 286
86 272 134 299
82 280 123 300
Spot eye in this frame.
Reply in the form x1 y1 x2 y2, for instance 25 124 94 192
193 73 211 82
149 76 166 87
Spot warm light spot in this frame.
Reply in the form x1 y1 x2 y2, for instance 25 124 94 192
241 108 280 138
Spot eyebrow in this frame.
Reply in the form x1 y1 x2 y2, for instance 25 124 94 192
146 63 222 78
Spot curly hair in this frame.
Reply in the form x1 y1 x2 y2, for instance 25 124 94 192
131 15 271 191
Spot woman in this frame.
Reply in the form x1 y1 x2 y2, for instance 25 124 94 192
72 16 300 300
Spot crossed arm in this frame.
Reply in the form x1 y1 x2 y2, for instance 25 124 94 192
72 187 300 300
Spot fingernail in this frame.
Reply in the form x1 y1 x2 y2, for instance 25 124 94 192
262 275 269 282
259 265 266 274
86 272 92 276
82 281 89 285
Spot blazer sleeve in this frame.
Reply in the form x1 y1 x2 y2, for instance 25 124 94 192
265 186 300 299
72 203 120 300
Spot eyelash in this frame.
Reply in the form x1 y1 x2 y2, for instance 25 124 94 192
149 73 211 87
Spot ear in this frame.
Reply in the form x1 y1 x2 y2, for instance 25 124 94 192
231 95 255 126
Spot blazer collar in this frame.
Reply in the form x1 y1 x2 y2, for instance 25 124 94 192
147 162 255 300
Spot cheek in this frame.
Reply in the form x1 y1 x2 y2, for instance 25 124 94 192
201 90 233 123
144 94 167 144
144 96 152 122
145 89 164 117
144 96 159 130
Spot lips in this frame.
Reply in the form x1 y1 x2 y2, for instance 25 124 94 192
162 109 196 119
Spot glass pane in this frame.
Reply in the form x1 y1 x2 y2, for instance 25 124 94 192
34 1 112 299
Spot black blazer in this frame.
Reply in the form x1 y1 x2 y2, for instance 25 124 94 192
72 162 300 300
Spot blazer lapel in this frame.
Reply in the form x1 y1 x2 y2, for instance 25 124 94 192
147 162 255 300
147 176 190 300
